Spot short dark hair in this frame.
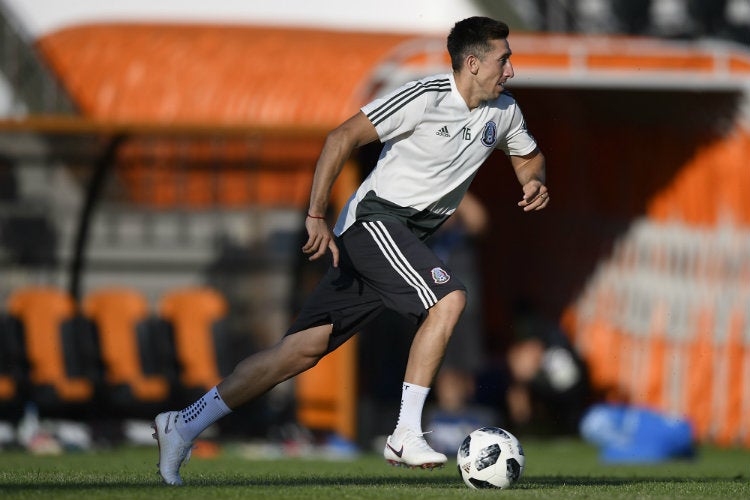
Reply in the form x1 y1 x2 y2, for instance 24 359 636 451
447 17 510 71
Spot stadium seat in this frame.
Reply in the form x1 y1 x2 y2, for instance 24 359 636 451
158 287 232 402
84 287 175 416
6 286 99 416
295 339 358 441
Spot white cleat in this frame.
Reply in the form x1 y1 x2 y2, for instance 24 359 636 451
383 427 447 470
152 411 193 486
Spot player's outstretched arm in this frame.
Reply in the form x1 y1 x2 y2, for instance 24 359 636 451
511 148 549 211
303 111 379 266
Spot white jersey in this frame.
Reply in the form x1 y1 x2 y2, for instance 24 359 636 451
333 72 537 240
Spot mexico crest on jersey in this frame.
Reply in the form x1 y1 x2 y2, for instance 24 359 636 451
431 267 451 284
481 120 497 147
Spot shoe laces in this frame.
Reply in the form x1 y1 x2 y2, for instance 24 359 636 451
401 430 434 452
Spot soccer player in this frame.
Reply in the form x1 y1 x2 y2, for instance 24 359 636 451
153 16 548 485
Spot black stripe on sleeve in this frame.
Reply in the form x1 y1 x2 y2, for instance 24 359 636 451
366 78 450 127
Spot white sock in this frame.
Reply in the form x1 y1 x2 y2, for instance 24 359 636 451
175 386 232 441
396 382 430 433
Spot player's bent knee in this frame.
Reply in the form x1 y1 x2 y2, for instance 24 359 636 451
282 324 332 372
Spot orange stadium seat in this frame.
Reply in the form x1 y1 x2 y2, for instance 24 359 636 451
6 287 98 416
295 338 358 441
158 287 232 402
84 288 174 415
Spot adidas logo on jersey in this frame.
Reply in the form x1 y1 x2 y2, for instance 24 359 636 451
436 125 450 137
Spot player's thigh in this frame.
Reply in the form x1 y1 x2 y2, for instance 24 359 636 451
345 220 465 323
285 263 385 353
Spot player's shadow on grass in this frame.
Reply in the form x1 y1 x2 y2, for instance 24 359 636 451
193 475 461 488
170 474 747 489
0 476 460 490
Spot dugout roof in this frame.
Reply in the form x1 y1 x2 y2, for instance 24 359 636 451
32 23 750 128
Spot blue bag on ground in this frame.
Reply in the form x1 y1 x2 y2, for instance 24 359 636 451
579 403 695 463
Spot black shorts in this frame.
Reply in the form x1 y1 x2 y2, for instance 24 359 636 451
285 220 466 353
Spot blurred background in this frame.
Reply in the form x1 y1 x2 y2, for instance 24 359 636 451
0 0 749 458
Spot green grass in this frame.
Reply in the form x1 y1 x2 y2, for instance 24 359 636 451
0 438 748 499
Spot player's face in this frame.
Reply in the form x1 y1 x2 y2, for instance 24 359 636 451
476 38 514 101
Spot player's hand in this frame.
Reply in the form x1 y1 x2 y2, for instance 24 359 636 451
302 216 340 267
517 180 549 212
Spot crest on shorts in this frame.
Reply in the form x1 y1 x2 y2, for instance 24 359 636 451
431 267 451 284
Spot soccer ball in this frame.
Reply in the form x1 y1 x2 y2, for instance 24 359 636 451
456 426 525 489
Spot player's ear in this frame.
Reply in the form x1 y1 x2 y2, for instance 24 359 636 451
466 54 480 75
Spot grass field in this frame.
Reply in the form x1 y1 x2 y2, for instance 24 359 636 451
0 438 748 499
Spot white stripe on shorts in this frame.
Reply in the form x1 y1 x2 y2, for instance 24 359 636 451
362 221 437 309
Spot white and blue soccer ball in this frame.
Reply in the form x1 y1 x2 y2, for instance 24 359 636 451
456 426 525 489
